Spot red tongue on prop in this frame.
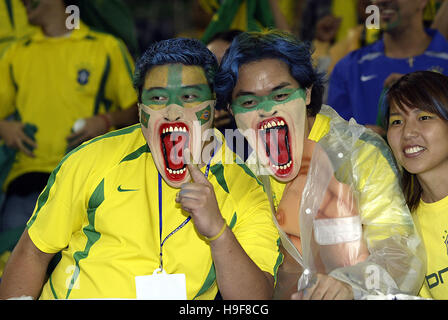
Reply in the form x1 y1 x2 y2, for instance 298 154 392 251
162 132 188 170
265 127 289 165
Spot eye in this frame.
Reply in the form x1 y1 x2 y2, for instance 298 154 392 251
419 115 432 121
389 118 402 126
273 93 290 101
241 99 257 108
151 95 167 102
182 94 198 102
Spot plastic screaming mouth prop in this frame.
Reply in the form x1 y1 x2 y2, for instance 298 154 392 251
159 122 190 181
258 116 293 177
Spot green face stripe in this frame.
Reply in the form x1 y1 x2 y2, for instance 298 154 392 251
141 64 212 108
66 179 104 299
231 88 306 115
195 104 211 125
141 85 212 108
140 108 150 128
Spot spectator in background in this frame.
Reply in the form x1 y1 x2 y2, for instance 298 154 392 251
385 71 448 299
0 0 138 233
206 29 242 132
0 0 37 55
328 0 448 136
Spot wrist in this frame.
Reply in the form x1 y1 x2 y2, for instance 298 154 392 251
98 113 112 131
205 220 227 242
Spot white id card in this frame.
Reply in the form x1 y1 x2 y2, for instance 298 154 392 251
135 268 187 300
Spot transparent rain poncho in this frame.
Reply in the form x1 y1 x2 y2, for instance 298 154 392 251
250 105 426 299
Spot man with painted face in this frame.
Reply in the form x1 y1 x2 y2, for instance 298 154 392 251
215 30 425 300
0 38 282 300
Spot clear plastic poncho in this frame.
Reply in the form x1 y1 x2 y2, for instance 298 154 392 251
250 105 426 299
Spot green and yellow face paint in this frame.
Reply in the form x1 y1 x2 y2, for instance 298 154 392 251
232 87 308 182
139 64 216 188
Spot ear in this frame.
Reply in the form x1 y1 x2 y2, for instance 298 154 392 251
306 86 313 106
228 104 234 116
137 103 142 122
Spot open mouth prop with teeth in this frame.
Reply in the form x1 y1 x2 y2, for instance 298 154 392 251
159 122 190 181
258 117 293 177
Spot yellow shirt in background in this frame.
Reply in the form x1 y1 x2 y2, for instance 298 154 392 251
415 195 448 299
0 22 137 190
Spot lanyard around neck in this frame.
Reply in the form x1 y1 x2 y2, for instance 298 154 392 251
157 148 215 271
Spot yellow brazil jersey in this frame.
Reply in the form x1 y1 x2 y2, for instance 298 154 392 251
415 196 448 299
26 125 282 299
0 21 137 191
0 0 37 55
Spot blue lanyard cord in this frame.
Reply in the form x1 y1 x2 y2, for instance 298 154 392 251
158 145 216 271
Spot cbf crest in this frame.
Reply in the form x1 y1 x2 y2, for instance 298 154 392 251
77 69 90 85
75 62 93 89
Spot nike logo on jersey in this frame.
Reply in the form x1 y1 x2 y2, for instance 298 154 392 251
117 185 139 192
361 74 377 82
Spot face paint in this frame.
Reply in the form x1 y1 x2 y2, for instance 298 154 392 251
231 58 309 182
196 105 211 125
231 88 306 114
139 64 215 188
235 95 307 182
141 64 213 109
140 108 150 128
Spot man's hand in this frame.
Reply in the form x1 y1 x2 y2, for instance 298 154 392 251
291 273 354 300
0 120 37 157
175 163 225 239
66 114 111 149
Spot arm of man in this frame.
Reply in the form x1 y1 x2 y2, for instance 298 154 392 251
176 164 274 299
66 103 139 149
0 229 55 299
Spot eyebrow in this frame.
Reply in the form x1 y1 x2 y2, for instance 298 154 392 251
234 82 293 98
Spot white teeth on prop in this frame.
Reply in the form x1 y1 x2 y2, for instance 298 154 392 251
261 120 286 130
167 167 186 174
163 126 187 133
405 146 425 154
287 161 291 168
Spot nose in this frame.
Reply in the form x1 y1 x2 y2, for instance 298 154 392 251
259 110 278 119
164 104 183 122
402 121 418 139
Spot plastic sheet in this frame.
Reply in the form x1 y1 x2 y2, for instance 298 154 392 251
260 105 425 299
